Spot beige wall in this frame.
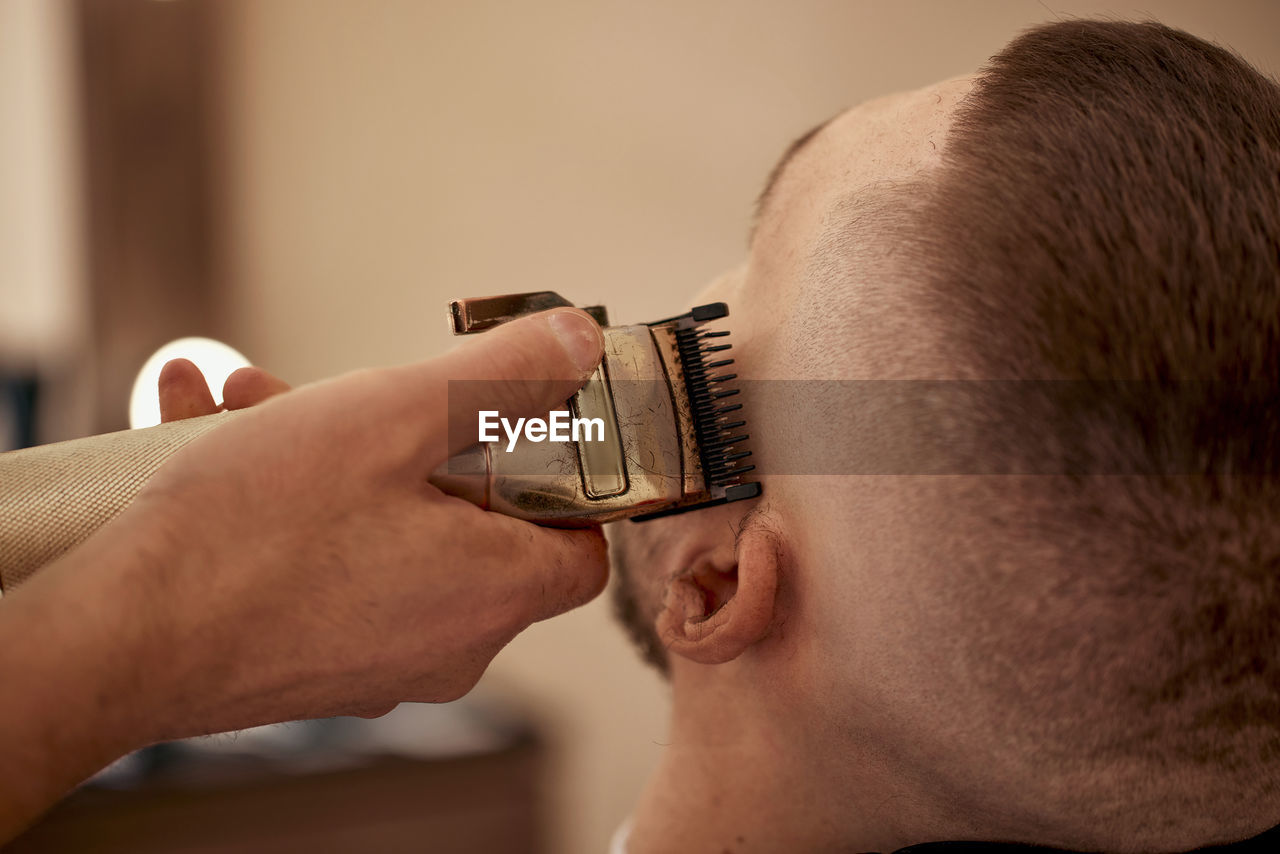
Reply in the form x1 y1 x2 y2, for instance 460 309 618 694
217 3 1280 851
0 0 84 370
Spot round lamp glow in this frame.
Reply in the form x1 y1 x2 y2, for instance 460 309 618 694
129 337 251 429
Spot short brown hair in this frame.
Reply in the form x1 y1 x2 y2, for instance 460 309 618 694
916 19 1280 776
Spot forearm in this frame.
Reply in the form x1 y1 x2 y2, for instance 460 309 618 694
0 308 611 842
0 517 172 843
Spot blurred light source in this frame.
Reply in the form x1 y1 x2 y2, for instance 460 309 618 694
129 337 250 429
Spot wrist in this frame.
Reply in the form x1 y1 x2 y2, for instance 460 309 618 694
0 518 175 838
4 507 185 755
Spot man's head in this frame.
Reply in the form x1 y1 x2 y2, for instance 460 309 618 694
611 20 1280 850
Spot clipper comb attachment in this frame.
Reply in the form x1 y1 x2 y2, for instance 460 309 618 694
633 303 762 521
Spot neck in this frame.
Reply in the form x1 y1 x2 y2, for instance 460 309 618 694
623 665 1280 854
625 667 908 854
628 691 1280 854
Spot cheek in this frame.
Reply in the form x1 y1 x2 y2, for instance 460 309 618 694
606 526 663 613
605 525 673 672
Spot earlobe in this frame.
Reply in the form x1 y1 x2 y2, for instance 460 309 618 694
656 526 780 665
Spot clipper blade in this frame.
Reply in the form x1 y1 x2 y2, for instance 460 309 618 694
633 302 762 521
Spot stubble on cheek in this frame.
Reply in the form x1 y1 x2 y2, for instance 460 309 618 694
606 526 672 676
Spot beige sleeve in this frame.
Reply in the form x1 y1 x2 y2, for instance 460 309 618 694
0 413 230 593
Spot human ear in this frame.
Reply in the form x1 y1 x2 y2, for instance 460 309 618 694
655 523 780 665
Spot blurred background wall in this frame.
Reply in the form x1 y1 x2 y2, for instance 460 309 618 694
5 2 1280 852
0 0 87 448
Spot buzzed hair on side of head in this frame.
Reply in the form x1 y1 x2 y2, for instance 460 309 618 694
905 18 1280 785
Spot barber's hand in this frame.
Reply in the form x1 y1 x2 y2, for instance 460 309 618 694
157 359 292 422
54 309 609 741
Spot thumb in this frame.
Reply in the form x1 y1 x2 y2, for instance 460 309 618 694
414 308 605 464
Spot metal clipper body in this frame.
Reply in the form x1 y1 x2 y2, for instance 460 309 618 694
432 292 761 524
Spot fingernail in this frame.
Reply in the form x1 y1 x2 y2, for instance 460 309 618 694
547 310 604 373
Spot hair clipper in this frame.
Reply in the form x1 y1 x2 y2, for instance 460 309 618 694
433 291 761 524
0 293 761 592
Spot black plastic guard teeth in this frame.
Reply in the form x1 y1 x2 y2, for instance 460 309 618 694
632 302 762 522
